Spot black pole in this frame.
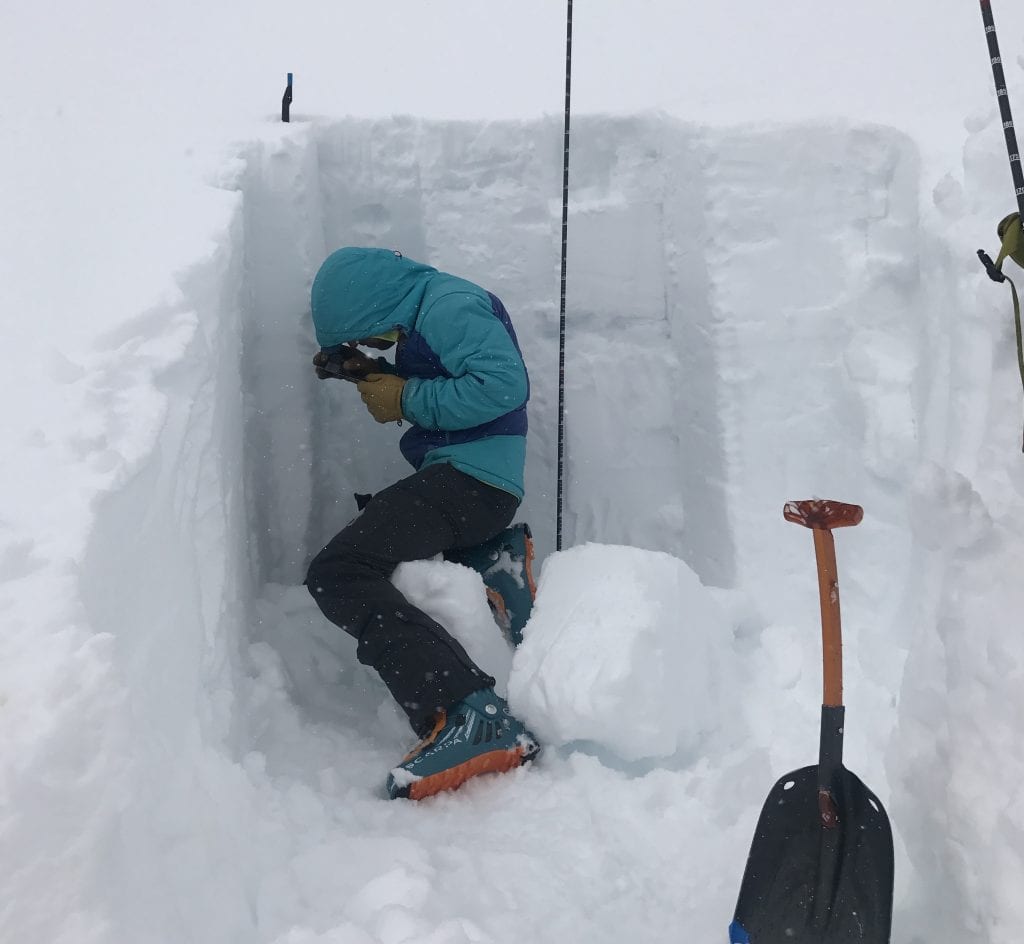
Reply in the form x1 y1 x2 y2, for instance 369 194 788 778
980 1 1024 215
282 72 293 123
556 0 573 552
978 1 1024 280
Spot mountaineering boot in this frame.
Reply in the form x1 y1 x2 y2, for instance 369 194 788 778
444 523 537 646
386 688 540 800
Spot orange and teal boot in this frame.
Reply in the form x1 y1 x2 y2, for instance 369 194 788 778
386 688 540 800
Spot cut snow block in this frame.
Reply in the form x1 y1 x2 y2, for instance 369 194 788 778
392 559 515 694
508 543 729 763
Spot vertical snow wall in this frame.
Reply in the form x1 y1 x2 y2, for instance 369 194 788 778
54 114 1024 942
237 116 929 595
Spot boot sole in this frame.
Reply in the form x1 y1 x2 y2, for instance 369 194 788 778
402 745 537 801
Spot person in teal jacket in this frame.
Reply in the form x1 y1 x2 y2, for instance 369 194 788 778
305 247 539 800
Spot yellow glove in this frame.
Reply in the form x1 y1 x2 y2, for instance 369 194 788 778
357 373 406 424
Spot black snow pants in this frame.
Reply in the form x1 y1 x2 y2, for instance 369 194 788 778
305 463 519 735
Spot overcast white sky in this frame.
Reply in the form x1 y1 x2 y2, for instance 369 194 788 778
3 0 1023 337
6 1 1023 150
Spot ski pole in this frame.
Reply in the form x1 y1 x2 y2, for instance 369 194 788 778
556 0 573 552
977 0 1024 451
977 0 1024 282
981 2 1024 213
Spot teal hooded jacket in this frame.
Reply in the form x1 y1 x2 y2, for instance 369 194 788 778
310 248 529 500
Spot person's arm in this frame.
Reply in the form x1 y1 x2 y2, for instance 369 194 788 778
400 292 527 431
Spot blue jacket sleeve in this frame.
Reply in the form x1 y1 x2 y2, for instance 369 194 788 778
400 291 528 431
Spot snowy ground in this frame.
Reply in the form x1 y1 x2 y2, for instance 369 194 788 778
5 2 1024 943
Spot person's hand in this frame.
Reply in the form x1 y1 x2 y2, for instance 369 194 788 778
312 351 341 380
338 347 379 378
357 373 406 423
312 347 377 381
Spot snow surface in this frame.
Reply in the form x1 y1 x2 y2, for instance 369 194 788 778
5 1 1024 942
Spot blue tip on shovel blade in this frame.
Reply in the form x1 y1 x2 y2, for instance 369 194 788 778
729 920 750 943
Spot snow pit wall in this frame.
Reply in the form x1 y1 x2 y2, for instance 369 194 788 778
70 204 257 942
237 115 931 598
46 114 997 942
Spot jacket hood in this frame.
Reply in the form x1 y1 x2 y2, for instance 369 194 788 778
310 248 437 347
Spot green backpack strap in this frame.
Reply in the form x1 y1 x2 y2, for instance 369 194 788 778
983 212 1024 451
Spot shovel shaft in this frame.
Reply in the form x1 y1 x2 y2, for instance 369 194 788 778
784 500 862 708
812 529 844 708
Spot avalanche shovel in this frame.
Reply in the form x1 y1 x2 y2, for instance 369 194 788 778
729 499 894 943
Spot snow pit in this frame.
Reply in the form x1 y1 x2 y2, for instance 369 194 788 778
12 108 1024 944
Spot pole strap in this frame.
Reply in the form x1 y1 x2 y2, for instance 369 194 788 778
556 0 573 552
1008 276 1024 453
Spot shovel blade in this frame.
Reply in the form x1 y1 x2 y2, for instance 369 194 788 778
731 764 893 943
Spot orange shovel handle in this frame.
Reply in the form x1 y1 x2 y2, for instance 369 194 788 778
784 500 863 708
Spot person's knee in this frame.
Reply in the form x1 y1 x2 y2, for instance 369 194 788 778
305 543 386 597
305 547 340 598
305 549 361 629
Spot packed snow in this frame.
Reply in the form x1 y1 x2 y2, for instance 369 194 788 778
510 543 731 763
4 1 1024 942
